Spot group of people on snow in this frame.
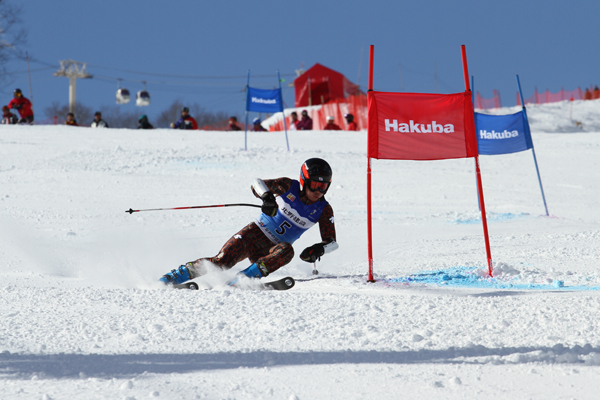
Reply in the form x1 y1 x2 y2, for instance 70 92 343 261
225 110 359 132
1 89 34 125
289 110 358 131
1 89 359 131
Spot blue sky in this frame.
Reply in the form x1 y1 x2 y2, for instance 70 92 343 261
6 0 600 122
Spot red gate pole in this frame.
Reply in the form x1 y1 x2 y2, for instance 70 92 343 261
461 45 493 277
367 45 375 282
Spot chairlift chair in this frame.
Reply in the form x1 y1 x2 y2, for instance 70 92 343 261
116 88 131 104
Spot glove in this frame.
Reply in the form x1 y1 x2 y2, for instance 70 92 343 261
12 104 21 110
300 243 325 263
261 192 278 217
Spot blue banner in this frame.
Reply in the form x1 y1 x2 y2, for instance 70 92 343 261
475 111 533 155
246 87 283 113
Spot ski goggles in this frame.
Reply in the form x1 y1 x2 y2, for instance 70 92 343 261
306 179 330 194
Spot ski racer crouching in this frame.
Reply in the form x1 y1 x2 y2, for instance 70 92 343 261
159 158 339 285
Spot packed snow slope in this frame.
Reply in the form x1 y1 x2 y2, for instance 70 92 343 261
1 99 600 399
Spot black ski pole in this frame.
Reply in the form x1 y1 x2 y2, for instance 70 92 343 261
126 203 261 214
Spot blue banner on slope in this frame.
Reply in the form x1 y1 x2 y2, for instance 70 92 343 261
246 87 283 113
475 111 533 155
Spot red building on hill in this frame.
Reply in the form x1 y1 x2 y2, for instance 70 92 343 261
294 63 362 107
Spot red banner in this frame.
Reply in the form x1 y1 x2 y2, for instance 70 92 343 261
367 91 478 160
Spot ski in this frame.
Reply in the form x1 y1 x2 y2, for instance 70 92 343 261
172 276 295 291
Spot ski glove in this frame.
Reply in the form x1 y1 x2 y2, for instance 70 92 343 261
261 192 278 217
300 243 325 263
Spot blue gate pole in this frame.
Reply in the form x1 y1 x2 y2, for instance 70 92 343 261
278 70 290 151
244 70 250 151
472 75 481 212
517 74 549 216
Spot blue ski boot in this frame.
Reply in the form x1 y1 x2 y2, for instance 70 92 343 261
159 263 192 285
228 262 269 286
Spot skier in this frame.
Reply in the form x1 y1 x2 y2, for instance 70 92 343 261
170 107 198 130
159 158 339 286
8 89 34 124
1 106 18 124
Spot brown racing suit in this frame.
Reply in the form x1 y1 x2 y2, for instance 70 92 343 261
187 177 335 278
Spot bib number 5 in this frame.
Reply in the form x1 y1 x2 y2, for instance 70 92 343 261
275 221 292 235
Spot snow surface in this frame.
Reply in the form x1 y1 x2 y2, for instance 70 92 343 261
1 99 600 399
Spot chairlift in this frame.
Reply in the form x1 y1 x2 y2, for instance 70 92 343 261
136 81 151 106
116 79 130 104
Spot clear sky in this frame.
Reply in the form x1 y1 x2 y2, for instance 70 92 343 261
6 0 600 122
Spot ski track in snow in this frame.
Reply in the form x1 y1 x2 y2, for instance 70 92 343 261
1 100 600 399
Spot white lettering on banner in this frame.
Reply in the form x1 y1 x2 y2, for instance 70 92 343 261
384 119 455 133
479 129 519 139
251 97 277 104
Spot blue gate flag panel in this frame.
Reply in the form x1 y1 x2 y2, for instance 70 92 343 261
475 111 533 155
246 87 283 113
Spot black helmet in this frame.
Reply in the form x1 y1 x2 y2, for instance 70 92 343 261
299 158 332 194
182 107 189 113
14 88 22 96
344 113 354 122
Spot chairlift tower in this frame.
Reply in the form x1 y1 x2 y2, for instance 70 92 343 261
54 60 92 114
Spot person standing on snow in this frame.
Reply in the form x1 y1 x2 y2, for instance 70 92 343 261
323 116 342 131
91 111 109 128
171 107 198 130
251 117 267 131
296 110 313 130
8 89 34 124
1 106 18 124
137 114 154 129
227 116 242 131
344 113 358 131
65 112 78 126
159 158 339 285
289 111 299 130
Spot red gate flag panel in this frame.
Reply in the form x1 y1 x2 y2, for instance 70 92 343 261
367 91 478 160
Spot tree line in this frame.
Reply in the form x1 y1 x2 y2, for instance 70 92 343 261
44 100 234 129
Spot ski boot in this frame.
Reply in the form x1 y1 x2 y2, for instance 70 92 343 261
228 262 269 286
159 263 193 285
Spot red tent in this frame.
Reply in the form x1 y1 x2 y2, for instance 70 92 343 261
294 63 361 107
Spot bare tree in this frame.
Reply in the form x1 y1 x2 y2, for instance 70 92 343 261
44 101 93 126
0 0 27 88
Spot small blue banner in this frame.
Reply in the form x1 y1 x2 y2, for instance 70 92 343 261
475 111 533 155
246 87 283 113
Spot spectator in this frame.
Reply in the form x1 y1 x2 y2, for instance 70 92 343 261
584 88 593 100
252 117 267 132
65 112 78 126
8 88 34 124
289 111 299 130
323 116 342 131
171 107 198 130
1 105 18 124
228 116 241 131
296 110 313 130
594 86 600 100
91 111 109 128
344 113 358 131
138 114 154 129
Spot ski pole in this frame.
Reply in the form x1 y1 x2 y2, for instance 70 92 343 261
313 261 319 275
126 203 261 214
